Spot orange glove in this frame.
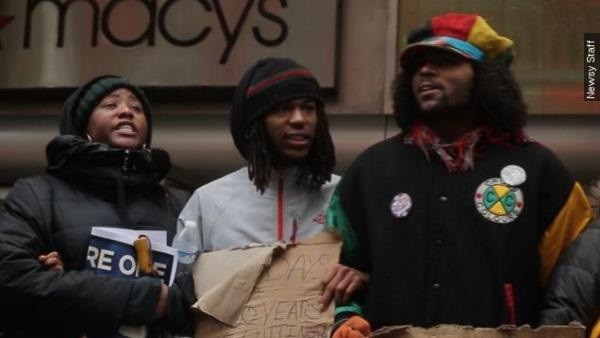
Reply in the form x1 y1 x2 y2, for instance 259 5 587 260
332 315 371 338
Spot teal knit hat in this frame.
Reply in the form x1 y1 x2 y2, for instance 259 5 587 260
60 75 153 145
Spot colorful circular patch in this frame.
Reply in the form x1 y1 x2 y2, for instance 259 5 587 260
474 178 524 223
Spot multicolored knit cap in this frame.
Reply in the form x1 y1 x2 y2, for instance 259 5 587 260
60 75 153 145
400 13 514 69
230 57 323 158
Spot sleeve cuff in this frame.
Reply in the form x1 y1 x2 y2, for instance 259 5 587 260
335 301 363 316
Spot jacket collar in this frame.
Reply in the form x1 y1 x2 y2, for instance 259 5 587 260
45 135 170 188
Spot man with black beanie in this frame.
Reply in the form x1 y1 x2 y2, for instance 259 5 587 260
178 57 367 313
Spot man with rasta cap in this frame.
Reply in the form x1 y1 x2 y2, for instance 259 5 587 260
328 13 593 337
0 75 192 337
178 57 367 313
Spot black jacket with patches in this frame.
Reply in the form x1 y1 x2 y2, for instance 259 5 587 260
0 136 189 338
328 135 591 330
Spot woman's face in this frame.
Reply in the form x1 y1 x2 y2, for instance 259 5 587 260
86 88 148 149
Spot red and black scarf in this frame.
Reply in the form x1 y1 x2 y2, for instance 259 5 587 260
406 123 528 173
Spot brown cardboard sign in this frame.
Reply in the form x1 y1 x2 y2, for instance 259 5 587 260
370 324 585 338
191 231 342 338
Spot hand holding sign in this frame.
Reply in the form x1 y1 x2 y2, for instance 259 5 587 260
38 251 64 271
86 227 178 286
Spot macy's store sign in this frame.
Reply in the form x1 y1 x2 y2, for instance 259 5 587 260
0 0 338 89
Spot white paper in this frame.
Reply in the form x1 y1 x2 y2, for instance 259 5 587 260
87 227 178 286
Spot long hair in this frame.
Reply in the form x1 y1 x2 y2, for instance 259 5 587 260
246 104 336 193
392 59 527 141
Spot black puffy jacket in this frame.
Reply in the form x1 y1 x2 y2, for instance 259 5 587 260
0 135 189 338
540 219 600 335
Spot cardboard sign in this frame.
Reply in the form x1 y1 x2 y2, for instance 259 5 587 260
85 227 178 286
192 231 342 338
370 324 585 338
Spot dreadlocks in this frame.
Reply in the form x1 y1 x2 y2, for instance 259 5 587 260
392 59 527 143
247 104 335 193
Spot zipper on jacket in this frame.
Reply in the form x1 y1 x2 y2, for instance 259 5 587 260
277 173 284 241
118 149 133 228
121 149 134 176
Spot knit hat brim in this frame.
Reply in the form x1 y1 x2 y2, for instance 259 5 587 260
230 58 323 159
401 36 484 67
60 75 153 146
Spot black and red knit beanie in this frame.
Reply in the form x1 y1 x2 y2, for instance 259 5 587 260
230 58 323 158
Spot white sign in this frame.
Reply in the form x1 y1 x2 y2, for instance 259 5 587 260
86 227 178 286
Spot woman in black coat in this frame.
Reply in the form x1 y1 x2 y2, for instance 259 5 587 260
0 75 191 338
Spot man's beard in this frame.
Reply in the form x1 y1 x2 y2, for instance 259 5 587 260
417 96 472 125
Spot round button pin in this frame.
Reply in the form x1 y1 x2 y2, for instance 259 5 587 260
390 193 412 218
500 165 527 186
